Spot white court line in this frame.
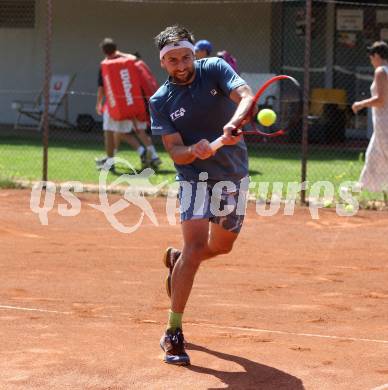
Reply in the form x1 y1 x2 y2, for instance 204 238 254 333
371 384 388 390
189 323 388 345
0 304 118 319
0 305 72 315
2 304 388 345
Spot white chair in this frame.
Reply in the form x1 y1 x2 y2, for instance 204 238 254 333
12 74 76 130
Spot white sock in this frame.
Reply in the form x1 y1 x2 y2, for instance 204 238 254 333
147 145 158 159
137 146 145 156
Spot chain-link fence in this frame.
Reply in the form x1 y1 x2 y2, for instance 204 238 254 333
1 0 388 203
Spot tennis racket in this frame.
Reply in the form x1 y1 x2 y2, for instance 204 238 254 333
210 75 302 151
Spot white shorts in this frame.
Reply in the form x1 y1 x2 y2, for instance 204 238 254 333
103 110 147 133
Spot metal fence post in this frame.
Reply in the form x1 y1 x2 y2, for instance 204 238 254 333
42 0 52 182
301 0 312 204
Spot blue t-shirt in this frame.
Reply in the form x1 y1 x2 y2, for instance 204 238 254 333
150 57 248 182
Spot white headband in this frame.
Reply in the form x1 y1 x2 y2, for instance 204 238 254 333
159 40 195 60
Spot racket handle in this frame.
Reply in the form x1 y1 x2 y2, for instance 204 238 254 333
210 136 225 152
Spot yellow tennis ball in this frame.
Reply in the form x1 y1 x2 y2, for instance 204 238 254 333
345 204 354 212
257 109 277 127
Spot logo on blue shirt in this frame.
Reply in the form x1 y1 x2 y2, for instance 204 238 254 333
170 107 186 122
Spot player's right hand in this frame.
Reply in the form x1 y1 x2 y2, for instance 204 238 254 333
221 123 243 145
191 139 214 160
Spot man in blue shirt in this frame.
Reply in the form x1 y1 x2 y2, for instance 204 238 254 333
150 25 253 366
194 39 213 59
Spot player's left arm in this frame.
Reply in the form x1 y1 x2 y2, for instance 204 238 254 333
211 58 254 145
222 84 254 146
228 84 254 128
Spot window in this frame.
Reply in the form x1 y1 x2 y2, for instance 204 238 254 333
0 0 35 28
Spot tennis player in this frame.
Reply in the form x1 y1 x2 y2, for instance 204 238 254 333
150 25 253 365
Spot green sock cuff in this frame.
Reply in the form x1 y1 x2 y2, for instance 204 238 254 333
167 310 183 331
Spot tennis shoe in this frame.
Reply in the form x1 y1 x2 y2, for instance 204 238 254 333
96 157 116 173
160 328 190 366
150 157 162 170
163 247 181 298
95 156 108 168
140 149 152 170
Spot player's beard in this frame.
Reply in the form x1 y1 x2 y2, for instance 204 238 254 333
172 66 195 84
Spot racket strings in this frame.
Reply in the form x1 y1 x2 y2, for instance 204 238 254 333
248 77 302 137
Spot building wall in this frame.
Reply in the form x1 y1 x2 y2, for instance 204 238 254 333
0 0 46 124
0 0 272 125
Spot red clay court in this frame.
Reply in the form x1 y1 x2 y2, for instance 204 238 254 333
1 189 388 389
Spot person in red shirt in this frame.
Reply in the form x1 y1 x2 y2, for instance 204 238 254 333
95 38 161 171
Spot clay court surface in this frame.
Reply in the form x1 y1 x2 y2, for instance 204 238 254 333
1 189 388 389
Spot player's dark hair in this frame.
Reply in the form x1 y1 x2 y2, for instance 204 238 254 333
100 37 117 56
367 41 388 60
154 25 195 50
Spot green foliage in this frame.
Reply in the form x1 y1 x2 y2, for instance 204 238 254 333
0 166 21 189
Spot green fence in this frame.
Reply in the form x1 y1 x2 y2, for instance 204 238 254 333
1 0 387 203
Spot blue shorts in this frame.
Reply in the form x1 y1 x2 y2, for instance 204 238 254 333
178 177 249 234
